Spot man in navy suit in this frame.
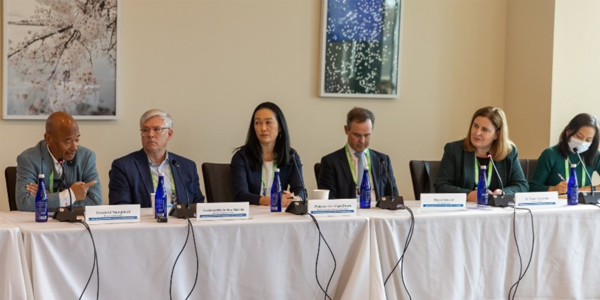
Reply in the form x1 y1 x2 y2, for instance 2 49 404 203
108 109 204 207
317 107 399 200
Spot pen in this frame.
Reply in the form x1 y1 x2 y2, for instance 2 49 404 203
558 173 566 181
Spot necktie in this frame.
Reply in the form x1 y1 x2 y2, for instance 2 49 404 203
355 151 365 186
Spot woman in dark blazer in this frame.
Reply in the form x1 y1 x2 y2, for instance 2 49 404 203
434 106 528 202
231 102 306 206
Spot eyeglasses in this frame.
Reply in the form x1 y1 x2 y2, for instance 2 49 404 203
140 127 169 136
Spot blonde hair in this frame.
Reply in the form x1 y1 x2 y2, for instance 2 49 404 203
463 106 514 160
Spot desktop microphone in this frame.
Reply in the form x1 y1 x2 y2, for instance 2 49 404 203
53 158 82 222
285 149 308 215
486 152 514 207
573 147 600 204
376 158 404 210
169 159 197 218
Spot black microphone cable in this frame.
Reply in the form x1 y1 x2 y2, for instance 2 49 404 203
382 206 415 300
306 213 337 300
507 206 535 300
169 218 199 300
78 220 99 300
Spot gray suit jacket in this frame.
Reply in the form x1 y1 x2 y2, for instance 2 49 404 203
16 140 102 211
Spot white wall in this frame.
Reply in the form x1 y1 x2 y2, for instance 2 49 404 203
0 0 518 211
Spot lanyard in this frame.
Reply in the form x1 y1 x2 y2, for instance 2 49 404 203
151 169 176 199
474 155 493 188
344 144 372 185
261 161 278 196
564 159 586 186
49 168 55 193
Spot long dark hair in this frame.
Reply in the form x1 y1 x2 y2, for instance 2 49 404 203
558 113 600 166
236 102 291 170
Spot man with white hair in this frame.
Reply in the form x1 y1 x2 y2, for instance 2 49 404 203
108 109 204 207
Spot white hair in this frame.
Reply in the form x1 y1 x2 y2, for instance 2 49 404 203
140 109 173 128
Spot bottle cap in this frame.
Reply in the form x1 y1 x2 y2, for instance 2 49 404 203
159 172 164 176
38 174 45 178
571 164 577 168
481 165 487 169
275 168 280 172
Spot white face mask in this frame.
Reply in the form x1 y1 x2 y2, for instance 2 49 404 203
569 137 592 154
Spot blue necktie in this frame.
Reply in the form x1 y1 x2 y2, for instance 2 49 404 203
355 152 365 186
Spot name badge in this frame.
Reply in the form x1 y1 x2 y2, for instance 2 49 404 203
420 193 467 211
197 202 250 221
308 199 357 217
85 205 141 225
515 192 561 207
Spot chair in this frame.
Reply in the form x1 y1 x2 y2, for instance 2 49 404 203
201 163 235 203
409 160 441 200
314 163 321 183
519 158 530 181
5 166 18 211
527 159 538 181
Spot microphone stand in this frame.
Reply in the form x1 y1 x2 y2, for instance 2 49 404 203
486 152 514 207
169 159 197 219
286 150 308 215
376 158 404 210
573 148 600 204
54 159 82 222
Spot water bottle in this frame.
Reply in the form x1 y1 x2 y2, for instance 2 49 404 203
271 168 282 212
567 164 578 205
155 173 167 218
477 165 488 206
35 174 48 222
359 167 371 209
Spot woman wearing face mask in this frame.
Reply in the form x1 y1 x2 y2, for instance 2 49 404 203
529 113 600 193
435 106 528 202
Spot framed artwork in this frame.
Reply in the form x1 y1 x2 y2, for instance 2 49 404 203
3 0 119 119
320 0 403 98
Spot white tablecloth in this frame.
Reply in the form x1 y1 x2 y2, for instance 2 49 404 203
0 217 33 300
360 201 600 300
1 207 372 300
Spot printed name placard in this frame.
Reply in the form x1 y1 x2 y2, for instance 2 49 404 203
420 193 467 212
85 205 141 225
197 202 250 221
515 192 561 207
308 199 357 217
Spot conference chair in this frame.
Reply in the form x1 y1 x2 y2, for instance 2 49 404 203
314 163 321 183
527 159 538 181
5 166 18 211
201 163 235 203
409 160 441 200
519 159 530 181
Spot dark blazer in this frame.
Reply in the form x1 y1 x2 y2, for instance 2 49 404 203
317 147 399 199
230 147 306 205
108 149 204 207
16 140 102 211
434 140 528 194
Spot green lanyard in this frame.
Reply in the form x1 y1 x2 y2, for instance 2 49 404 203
344 144 372 185
474 155 493 188
49 168 55 193
261 161 278 196
151 169 176 199
564 159 586 186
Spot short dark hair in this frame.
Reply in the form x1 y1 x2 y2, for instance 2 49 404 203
236 102 292 170
558 113 600 166
346 107 375 128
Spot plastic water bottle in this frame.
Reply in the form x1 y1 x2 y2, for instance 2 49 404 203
271 168 282 212
359 168 371 209
477 165 488 206
35 174 48 222
155 173 167 218
567 164 578 205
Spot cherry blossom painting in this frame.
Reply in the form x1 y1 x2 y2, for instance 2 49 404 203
3 0 118 119
320 0 403 98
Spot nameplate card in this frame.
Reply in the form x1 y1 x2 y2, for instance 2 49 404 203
420 193 467 212
197 202 250 221
308 199 357 217
85 205 141 225
515 192 561 207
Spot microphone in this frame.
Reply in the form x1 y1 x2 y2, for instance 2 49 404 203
486 152 514 207
53 158 81 222
573 147 600 204
285 149 308 215
169 159 196 218
376 158 404 210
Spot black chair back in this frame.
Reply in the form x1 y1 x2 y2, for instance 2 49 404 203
409 160 441 200
5 166 18 211
527 159 538 181
314 163 321 183
201 163 235 203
